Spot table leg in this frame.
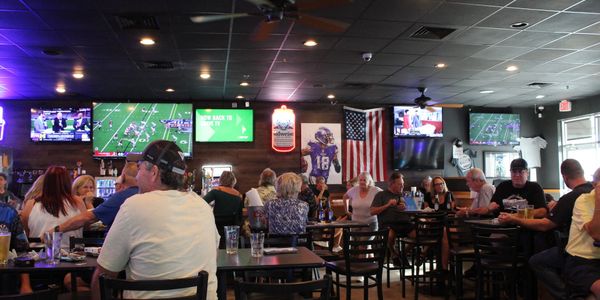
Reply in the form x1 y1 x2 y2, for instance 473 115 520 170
217 270 227 300
71 272 78 300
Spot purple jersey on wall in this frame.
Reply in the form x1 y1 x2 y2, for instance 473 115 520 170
308 141 337 181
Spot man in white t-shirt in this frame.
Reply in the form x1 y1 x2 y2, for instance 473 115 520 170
457 168 495 217
90 140 219 300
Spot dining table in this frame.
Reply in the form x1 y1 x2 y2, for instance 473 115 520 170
306 220 368 230
216 246 325 300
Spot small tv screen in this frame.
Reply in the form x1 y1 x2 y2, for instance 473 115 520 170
393 138 444 170
30 108 91 142
469 113 520 145
393 106 443 137
195 109 253 142
92 103 193 158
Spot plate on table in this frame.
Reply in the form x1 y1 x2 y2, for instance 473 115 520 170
60 253 86 262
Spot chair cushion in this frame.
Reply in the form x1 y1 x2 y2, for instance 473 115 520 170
325 260 379 275
450 246 475 256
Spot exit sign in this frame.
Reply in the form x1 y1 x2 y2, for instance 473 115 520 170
559 100 572 112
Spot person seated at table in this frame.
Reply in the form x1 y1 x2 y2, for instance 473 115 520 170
265 173 309 234
22 175 44 209
498 159 594 300
298 174 318 220
479 158 547 218
456 168 495 217
370 172 411 266
0 172 22 210
90 140 219 300
0 201 31 294
424 176 455 211
204 171 243 226
311 176 330 208
563 168 600 299
72 175 98 209
253 168 277 206
418 176 432 196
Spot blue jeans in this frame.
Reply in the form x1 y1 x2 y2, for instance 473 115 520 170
529 246 566 300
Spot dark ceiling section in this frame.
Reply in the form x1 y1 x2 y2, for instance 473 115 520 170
0 0 598 107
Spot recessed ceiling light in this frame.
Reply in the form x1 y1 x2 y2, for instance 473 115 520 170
535 95 545 99
510 22 529 28
506 65 518 72
55 86 66 93
480 90 494 94
200 73 211 79
434 63 446 68
236 95 244 99
72 72 84 79
303 40 318 47
140 38 155 46
165 88 175 92
240 81 249 86
327 94 335 99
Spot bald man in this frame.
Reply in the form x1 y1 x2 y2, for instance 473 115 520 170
52 162 139 233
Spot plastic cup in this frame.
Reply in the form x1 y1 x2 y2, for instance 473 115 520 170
0 231 11 265
44 232 62 264
224 225 240 255
250 232 265 258
526 205 535 219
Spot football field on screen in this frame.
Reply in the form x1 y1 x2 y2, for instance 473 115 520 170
470 113 519 145
92 103 192 156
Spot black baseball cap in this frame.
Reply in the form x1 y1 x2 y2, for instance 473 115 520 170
510 158 528 171
126 140 186 175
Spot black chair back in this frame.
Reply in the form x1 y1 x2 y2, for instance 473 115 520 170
472 226 520 269
307 226 335 251
99 271 209 300
0 286 60 299
265 232 312 248
413 212 446 243
234 274 332 300
446 215 473 250
69 236 105 250
554 229 569 256
342 228 388 269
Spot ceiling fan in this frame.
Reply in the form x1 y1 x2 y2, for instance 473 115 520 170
414 87 463 111
189 0 351 41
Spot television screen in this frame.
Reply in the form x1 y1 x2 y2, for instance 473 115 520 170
393 106 443 137
392 138 444 170
92 103 193 158
469 113 520 145
195 109 253 142
30 108 91 142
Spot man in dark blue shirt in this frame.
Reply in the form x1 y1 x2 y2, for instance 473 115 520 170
0 202 30 294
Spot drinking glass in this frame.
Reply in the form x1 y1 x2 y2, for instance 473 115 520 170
250 232 265 258
526 205 535 219
44 232 62 264
224 225 240 255
0 231 11 265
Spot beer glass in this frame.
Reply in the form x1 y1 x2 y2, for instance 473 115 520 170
224 225 239 254
250 232 265 258
0 231 10 265
44 232 62 264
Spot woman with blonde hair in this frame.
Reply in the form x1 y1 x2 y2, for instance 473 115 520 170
424 176 454 211
204 171 243 225
72 175 96 209
23 175 45 207
265 173 309 234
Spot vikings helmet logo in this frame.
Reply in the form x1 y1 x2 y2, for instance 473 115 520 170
315 127 334 145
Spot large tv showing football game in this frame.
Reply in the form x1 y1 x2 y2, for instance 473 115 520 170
392 138 444 170
92 103 193 158
30 108 91 142
393 106 443 137
195 109 253 142
469 113 520 146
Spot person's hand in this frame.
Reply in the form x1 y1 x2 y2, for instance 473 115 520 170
321 183 328 191
489 202 500 212
387 199 398 207
7 199 17 209
456 207 467 217
498 212 516 224
396 201 406 211
547 200 557 212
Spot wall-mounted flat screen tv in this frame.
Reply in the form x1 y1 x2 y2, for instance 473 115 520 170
195 109 253 142
469 113 520 146
30 108 91 142
392 138 444 170
393 106 443 138
92 102 193 158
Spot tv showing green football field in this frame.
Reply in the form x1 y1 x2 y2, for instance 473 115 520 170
92 103 193 157
195 109 253 142
469 113 520 146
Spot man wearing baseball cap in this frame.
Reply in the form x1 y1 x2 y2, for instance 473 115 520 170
91 140 219 300
482 158 547 218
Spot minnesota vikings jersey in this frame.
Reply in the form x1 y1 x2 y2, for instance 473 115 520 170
308 141 337 180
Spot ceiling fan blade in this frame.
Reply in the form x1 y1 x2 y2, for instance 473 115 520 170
251 21 278 41
190 13 250 23
296 14 349 33
244 0 276 8
433 103 464 108
296 0 352 11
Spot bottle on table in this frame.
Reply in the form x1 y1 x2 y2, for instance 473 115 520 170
434 194 440 211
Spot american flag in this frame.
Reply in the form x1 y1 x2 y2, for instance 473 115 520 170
344 107 387 182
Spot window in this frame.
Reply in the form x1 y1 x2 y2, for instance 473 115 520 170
559 113 600 193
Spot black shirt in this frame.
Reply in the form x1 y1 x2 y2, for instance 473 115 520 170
548 182 594 233
371 190 410 224
424 192 454 211
491 180 547 212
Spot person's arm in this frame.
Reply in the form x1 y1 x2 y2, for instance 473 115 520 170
342 191 352 215
19 199 35 237
498 213 557 231
584 186 600 240
370 199 398 216
58 210 98 233
91 264 119 300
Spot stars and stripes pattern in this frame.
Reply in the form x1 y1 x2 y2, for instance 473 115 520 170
343 106 387 182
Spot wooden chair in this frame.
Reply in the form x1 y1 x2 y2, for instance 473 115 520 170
99 271 209 300
325 228 388 300
0 286 60 300
234 275 332 300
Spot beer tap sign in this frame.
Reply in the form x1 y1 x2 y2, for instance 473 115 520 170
272 105 295 152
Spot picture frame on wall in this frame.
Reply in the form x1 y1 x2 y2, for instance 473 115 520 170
483 151 520 178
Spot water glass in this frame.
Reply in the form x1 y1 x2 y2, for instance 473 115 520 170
224 225 240 254
0 231 11 265
250 232 265 258
44 232 62 264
